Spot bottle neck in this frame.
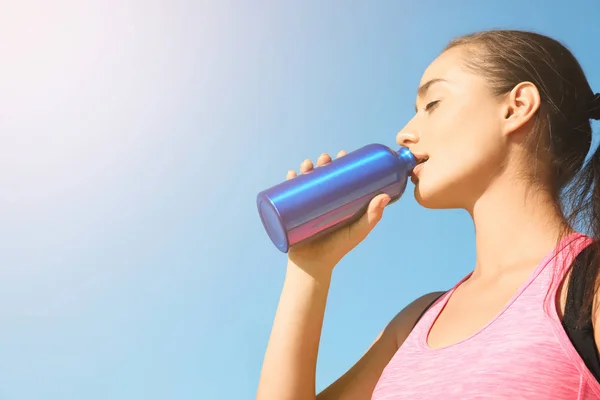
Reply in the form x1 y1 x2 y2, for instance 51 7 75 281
396 147 416 170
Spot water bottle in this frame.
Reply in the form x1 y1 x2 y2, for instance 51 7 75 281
256 144 416 253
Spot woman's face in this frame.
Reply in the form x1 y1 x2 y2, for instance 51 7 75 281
397 46 509 210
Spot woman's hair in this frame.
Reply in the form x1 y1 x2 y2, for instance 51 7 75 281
446 30 600 325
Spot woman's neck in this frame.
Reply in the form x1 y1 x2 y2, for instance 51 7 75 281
468 175 571 280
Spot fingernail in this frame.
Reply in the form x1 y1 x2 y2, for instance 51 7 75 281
381 197 391 208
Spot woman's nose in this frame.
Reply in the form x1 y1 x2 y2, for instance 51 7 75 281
396 130 419 147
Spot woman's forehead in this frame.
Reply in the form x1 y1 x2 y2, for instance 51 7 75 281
419 47 484 94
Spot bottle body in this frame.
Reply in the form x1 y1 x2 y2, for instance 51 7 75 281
256 144 416 252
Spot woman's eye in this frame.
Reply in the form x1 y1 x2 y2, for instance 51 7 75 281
425 100 440 112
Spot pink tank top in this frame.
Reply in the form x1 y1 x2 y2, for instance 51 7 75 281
372 232 600 399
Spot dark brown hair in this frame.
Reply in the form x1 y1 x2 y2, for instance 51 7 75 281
445 30 600 325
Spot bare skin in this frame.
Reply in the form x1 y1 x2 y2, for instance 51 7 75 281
256 45 600 400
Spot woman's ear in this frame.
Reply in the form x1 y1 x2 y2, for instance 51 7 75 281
501 81 541 137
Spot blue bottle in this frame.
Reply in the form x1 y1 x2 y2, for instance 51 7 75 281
256 144 416 253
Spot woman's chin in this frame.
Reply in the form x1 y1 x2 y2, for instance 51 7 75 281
413 182 455 209
413 184 433 208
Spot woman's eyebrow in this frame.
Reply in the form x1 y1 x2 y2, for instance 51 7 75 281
414 78 446 112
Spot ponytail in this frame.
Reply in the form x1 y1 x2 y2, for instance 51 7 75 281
562 92 600 327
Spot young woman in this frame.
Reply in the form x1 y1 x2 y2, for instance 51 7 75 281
256 30 600 399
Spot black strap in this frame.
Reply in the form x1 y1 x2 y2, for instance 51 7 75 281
562 245 600 381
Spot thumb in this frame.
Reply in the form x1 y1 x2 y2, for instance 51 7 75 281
348 194 391 242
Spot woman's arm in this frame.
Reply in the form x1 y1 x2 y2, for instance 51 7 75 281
256 256 443 400
317 291 445 400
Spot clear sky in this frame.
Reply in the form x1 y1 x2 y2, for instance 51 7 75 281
0 0 599 399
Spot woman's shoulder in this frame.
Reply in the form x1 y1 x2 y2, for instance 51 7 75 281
390 291 447 346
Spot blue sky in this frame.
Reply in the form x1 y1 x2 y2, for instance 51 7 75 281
1 0 599 399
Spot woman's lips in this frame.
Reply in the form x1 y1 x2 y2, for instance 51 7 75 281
411 162 426 184
413 162 426 176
